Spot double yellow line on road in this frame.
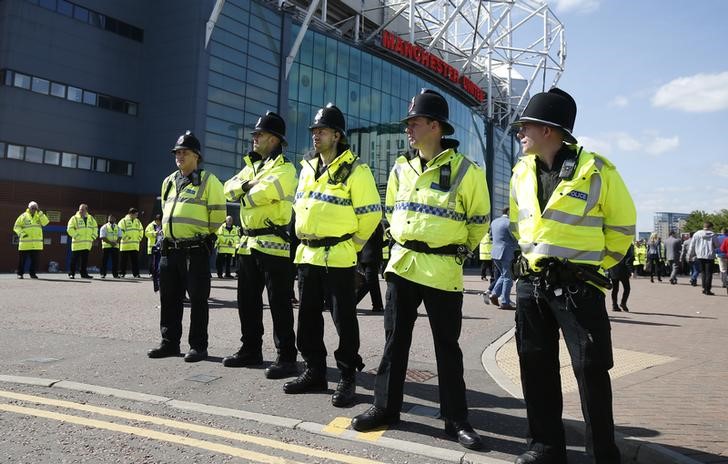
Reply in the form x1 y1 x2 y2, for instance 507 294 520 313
0 390 383 464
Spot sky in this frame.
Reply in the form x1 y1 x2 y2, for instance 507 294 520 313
544 0 728 233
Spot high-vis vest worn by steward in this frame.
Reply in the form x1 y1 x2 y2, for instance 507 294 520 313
633 243 646 267
101 223 120 249
385 148 490 291
118 215 143 252
161 170 227 240
293 149 381 268
224 153 296 258
144 222 160 254
509 145 636 275
479 230 492 260
215 224 240 255
66 213 98 251
14 209 49 251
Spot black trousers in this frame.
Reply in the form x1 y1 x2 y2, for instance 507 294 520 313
515 278 620 463
69 250 89 276
373 273 468 421
216 252 233 277
698 258 714 292
297 264 362 373
101 248 119 277
158 247 211 350
120 250 140 276
647 255 662 279
355 262 384 310
236 250 297 361
17 250 39 276
610 277 630 308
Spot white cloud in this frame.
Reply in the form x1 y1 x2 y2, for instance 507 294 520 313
652 71 728 112
550 0 600 13
609 96 629 108
578 131 679 157
714 163 728 178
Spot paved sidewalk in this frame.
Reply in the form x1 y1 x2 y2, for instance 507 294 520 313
487 274 728 464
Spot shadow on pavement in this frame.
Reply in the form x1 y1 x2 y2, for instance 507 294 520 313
627 311 717 319
608 318 681 327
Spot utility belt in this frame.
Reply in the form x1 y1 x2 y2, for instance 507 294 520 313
301 233 353 248
242 219 290 242
398 240 472 265
514 255 612 290
161 236 212 255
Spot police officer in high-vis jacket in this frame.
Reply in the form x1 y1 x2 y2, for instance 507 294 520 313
508 88 635 464
14 201 49 279
147 131 227 363
222 112 299 380
283 103 381 407
351 90 489 450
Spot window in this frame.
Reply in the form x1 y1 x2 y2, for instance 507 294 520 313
31 77 50 94
8 145 24 160
13 73 31 89
67 86 82 102
0 142 5 158
77 155 92 169
61 152 77 168
108 159 129 176
2 70 12 86
57 0 72 16
88 11 104 28
25 146 44 163
73 5 88 22
47 83 65 98
94 158 107 172
126 102 137 116
44 150 60 165
82 90 96 105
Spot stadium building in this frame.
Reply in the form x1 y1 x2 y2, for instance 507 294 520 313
0 0 565 272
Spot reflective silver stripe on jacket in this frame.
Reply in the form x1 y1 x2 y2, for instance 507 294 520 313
163 216 209 228
605 224 636 236
541 210 604 228
447 158 473 210
605 249 625 262
520 242 604 262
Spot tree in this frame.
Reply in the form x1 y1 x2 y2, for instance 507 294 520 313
684 209 728 234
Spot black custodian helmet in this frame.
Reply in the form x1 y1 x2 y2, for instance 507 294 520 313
252 111 287 146
402 89 454 136
171 130 202 157
512 88 578 144
309 103 346 135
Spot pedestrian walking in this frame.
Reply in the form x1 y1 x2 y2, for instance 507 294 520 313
355 220 385 312
608 243 634 312
645 233 664 283
215 216 239 278
147 130 226 362
99 215 121 278
66 203 98 279
351 89 490 451
283 103 381 407
507 88 635 463
222 111 299 379
488 207 519 310
119 208 143 278
687 222 721 295
13 201 49 279
664 230 682 285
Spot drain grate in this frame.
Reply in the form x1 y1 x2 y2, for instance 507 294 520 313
185 374 221 384
367 368 437 383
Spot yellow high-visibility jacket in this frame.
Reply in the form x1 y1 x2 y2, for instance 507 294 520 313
509 145 636 279
66 213 98 251
215 224 240 255
385 148 490 291
293 149 381 268
479 230 493 260
633 244 647 266
144 222 161 254
118 215 143 252
161 170 227 240
14 209 49 251
101 223 120 249
224 153 296 258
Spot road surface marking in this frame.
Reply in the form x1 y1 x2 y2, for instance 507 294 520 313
324 416 352 435
0 390 384 464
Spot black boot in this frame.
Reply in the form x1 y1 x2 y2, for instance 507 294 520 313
265 359 299 379
147 343 180 359
515 450 563 464
331 372 356 407
351 405 400 431
283 367 327 394
444 420 483 450
222 349 263 368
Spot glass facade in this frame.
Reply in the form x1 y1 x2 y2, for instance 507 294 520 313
205 0 514 214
